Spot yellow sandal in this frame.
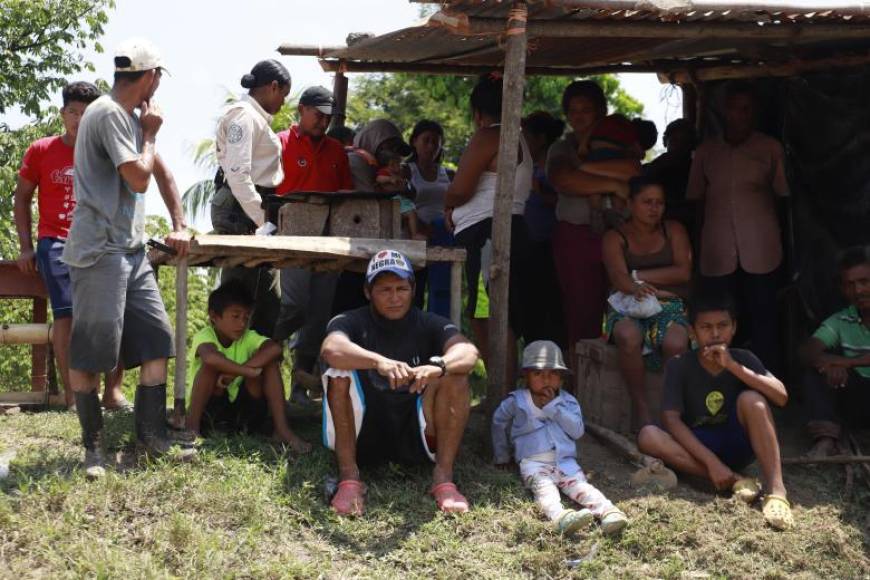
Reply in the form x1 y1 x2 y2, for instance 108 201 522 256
762 494 794 530
732 478 761 504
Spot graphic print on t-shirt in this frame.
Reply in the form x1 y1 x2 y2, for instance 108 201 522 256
705 390 724 416
19 135 77 239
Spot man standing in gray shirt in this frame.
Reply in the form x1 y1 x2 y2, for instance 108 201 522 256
62 37 192 477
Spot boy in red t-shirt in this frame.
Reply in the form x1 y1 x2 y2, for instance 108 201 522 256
13 81 127 410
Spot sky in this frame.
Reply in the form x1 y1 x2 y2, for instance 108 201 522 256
4 0 682 230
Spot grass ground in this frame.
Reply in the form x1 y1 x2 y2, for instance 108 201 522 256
1 404 868 579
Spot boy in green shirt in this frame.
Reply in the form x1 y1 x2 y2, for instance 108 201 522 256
186 281 310 453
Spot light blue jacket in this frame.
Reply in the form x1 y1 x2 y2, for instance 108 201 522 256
491 388 585 475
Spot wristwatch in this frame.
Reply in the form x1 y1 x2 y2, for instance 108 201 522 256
429 356 447 377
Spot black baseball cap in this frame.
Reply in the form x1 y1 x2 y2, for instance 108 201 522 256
299 86 334 115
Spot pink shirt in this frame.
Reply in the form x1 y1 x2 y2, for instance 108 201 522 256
687 131 789 276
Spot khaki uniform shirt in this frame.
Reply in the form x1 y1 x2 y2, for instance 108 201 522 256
215 94 283 226
687 131 789 276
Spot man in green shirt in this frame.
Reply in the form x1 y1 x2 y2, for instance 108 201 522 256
801 245 870 456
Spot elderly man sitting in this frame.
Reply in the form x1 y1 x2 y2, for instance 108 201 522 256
320 249 480 516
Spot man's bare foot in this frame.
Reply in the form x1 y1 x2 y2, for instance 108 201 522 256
807 437 839 458
275 432 312 454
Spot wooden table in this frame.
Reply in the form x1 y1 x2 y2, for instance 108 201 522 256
150 234 467 403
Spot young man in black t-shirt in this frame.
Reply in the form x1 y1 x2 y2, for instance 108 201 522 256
637 294 793 530
320 249 480 516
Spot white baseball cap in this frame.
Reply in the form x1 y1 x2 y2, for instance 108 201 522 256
366 249 415 285
114 37 167 73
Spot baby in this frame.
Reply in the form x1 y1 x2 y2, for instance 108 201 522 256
492 340 629 536
375 152 424 240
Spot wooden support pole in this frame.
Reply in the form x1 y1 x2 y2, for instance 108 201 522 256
0 323 52 345
174 258 189 405
30 297 48 391
331 67 349 129
450 260 462 327
487 2 527 415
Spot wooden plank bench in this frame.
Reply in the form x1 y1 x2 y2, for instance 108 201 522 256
149 234 467 408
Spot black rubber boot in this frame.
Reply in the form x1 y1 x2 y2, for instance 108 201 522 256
135 384 196 460
135 384 170 455
74 391 106 479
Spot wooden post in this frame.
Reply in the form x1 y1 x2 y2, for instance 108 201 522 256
174 258 189 405
450 260 462 327
330 67 348 129
31 297 48 391
487 2 527 414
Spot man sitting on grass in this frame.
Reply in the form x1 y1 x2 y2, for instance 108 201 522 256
186 281 310 453
637 294 793 530
320 249 480 516
800 245 870 457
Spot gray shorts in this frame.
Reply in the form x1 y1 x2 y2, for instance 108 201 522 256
69 249 174 373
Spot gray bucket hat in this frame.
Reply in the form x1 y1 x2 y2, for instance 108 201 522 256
521 340 570 372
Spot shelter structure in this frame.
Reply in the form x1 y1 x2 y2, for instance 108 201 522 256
279 0 870 411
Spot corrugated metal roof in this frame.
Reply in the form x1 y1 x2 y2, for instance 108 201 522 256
278 0 870 78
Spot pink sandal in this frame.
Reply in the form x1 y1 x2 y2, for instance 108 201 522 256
431 482 470 513
331 480 366 516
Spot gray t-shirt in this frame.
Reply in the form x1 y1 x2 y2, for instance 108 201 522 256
63 95 144 268
545 133 592 226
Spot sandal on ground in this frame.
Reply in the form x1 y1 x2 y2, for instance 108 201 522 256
732 478 761 504
600 508 629 536
557 509 594 536
762 494 794 531
331 479 366 516
430 482 470 514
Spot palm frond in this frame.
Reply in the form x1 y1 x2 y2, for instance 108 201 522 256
182 178 216 223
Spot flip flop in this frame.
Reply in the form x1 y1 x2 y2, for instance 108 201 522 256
331 480 366 516
762 494 794 531
102 397 133 412
732 478 761 504
430 482 470 514
630 460 678 490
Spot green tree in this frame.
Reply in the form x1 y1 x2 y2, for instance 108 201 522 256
346 73 643 164
0 0 114 117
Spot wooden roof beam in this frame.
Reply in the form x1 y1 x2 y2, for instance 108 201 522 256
318 59 661 76
660 51 870 82
413 0 870 16
463 16 870 39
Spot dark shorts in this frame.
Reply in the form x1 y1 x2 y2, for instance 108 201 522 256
69 249 174 373
692 413 755 471
35 237 73 319
453 215 529 336
202 386 269 436
323 370 434 467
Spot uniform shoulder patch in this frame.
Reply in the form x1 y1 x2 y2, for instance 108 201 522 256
227 123 244 144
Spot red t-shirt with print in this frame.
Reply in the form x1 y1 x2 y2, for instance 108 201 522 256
275 126 354 195
18 135 76 240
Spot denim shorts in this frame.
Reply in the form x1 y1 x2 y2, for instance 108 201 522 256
35 237 73 319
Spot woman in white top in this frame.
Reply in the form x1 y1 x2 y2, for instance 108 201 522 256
211 59 290 234
403 119 454 316
209 60 290 339
445 75 533 389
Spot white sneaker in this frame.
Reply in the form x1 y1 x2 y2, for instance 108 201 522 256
600 509 629 536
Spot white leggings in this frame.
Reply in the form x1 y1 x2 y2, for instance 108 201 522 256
520 459 615 522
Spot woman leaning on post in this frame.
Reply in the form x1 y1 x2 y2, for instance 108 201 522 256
209 59 291 338
602 175 692 428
